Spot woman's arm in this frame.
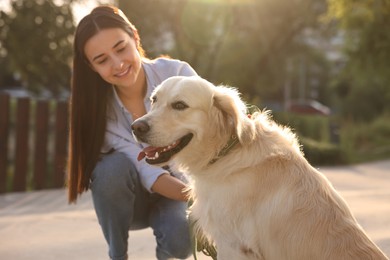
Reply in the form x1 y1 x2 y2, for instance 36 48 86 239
151 173 190 201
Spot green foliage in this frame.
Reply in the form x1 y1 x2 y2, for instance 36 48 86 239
0 0 75 96
271 112 345 165
275 112 390 165
326 0 390 121
272 112 390 164
273 112 331 142
300 137 346 165
118 0 332 105
340 115 390 163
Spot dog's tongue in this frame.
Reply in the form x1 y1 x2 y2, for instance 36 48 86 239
137 146 161 161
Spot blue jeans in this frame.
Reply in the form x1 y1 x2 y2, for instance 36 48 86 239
90 152 191 260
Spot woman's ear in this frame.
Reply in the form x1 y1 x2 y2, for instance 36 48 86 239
213 86 256 145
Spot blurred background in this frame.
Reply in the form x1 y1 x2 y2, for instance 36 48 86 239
0 0 389 193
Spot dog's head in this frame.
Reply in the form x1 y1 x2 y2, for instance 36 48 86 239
132 76 256 167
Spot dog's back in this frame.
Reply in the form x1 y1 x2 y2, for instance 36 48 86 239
256 157 387 259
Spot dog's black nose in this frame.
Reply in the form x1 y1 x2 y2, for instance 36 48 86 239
131 120 150 137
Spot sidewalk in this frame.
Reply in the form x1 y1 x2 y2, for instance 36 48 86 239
0 188 212 260
0 160 389 259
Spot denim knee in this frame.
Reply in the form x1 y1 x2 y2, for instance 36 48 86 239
151 198 192 259
91 152 137 196
161 219 192 259
90 152 140 260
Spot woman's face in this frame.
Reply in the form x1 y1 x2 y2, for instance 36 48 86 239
84 28 142 88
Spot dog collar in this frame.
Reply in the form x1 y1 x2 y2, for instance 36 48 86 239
208 105 258 165
208 134 239 165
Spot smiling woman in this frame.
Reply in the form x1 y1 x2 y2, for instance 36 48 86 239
84 27 145 92
67 5 199 260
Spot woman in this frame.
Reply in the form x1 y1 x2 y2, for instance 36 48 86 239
67 5 197 260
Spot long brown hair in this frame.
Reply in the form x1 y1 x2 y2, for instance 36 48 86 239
68 5 146 203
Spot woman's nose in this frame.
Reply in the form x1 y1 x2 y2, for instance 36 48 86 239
113 57 124 70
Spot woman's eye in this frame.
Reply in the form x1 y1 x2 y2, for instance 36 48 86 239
172 101 188 110
117 47 126 53
97 58 107 64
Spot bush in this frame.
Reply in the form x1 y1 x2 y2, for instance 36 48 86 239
261 111 389 165
299 137 346 166
273 112 331 143
340 115 390 163
270 112 344 165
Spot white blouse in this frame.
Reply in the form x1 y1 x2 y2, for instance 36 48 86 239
101 58 198 192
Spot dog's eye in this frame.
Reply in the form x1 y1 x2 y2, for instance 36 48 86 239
172 101 188 110
151 96 157 104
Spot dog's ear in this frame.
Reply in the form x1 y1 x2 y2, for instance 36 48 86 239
212 86 256 145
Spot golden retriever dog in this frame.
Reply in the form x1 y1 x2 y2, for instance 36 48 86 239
132 76 388 260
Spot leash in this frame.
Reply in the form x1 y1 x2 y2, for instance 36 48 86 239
189 215 218 260
188 198 217 260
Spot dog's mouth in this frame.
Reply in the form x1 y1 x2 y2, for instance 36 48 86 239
137 133 193 165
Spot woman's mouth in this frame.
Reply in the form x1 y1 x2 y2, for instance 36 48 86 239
115 66 130 77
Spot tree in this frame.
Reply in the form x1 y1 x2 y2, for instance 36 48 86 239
118 0 332 107
326 0 390 120
0 0 75 96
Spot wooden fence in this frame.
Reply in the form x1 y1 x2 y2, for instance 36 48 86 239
0 93 68 193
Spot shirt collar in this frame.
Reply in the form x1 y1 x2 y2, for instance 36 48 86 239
112 61 154 113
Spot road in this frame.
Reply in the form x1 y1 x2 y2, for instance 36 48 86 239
0 160 389 259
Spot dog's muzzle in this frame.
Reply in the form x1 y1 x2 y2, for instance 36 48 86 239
131 119 150 142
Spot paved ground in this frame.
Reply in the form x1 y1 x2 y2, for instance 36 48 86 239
0 160 389 259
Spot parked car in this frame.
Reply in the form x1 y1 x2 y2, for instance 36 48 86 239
288 100 331 116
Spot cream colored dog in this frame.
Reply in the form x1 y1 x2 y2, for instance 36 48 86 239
132 76 388 260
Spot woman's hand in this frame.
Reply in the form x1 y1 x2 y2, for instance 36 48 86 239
151 173 190 201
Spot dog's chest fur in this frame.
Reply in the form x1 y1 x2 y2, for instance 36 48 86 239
190 166 285 259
